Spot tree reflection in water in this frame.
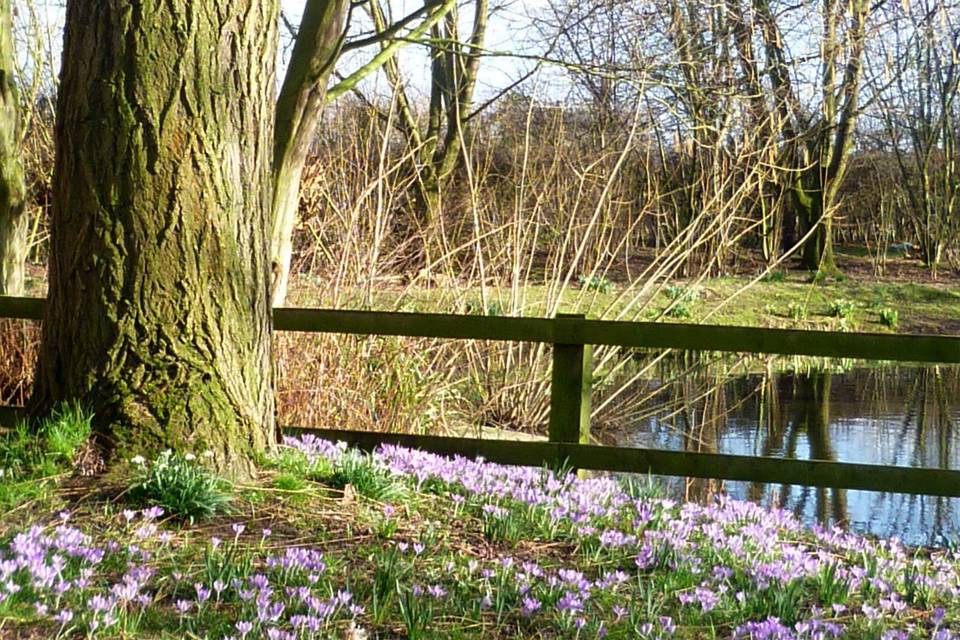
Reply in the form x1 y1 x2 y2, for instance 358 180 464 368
597 351 959 546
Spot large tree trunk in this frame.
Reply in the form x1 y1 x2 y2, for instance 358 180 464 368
32 0 278 478
0 0 27 296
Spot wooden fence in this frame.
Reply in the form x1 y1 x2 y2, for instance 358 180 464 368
3 295 960 497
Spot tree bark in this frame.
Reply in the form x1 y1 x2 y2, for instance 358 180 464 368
32 0 278 478
0 0 27 296
794 169 837 272
270 0 349 307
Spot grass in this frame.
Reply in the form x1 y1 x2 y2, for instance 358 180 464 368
288 271 960 336
0 401 92 510
1 430 959 639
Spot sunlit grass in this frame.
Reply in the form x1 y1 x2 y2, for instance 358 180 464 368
288 272 960 335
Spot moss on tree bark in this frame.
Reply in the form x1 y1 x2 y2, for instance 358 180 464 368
0 0 27 296
31 0 279 478
793 173 837 273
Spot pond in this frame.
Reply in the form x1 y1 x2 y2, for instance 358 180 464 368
601 360 960 547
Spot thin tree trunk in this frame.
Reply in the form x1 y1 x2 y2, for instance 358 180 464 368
369 0 488 251
269 0 456 304
270 0 349 307
0 0 27 296
32 0 278 478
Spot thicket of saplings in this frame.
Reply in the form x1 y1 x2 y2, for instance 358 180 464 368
5 95 957 439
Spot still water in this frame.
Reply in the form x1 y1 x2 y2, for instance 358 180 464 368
602 362 960 547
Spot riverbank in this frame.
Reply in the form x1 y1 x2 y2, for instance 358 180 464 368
288 266 960 337
2 415 958 639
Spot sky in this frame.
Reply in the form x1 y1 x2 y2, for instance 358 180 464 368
280 0 555 101
14 0 558 103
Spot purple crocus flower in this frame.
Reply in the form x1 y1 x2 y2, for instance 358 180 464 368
520 597 541 616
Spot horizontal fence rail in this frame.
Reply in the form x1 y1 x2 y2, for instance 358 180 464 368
3 295 960 498
3 295 959 362
277 309 960 363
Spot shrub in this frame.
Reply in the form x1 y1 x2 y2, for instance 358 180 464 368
879 307 899 329
578 274 614 294
787 302 808 322
128 450 232 523
664 285 701 319
828 299 857 319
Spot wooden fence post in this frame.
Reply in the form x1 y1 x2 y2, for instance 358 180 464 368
549 314 592 467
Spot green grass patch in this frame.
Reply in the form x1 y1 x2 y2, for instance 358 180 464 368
289 272 960 335
0 402 92 510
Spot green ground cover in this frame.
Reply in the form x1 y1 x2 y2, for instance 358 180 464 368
289 274 960 336
1 408 959 639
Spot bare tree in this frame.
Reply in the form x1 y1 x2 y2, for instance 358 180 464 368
870 0 960 276
756 0 872 273
369 0 490 229
532 0 648 138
